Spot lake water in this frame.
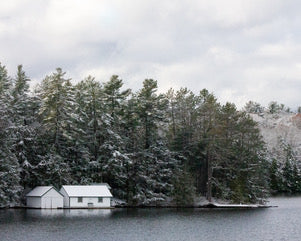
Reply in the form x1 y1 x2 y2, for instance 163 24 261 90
1 197 301 241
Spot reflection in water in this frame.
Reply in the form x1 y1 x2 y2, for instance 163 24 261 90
63 209 112 217
1 197 301 241
26 209 64 218
25 208 112 218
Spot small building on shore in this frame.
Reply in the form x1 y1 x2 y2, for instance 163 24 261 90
26 186 64 209
60 184 113 208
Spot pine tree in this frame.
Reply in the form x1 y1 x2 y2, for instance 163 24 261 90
103 75 130 120
244 101 264 114
40 68 69 150
172 167 196 206
126 79 179 205
0 146 21 207
213 106 269 203
137 79 167 149
281 143 300 193
0 63 22 206
38 68 74 151
0 63 12 96
35 148 71 188
268 101 281 114
269 159 281 193
10 65 35 189
11 65 30 122
74 76 104 182
36 68 76 184
100 75 131 199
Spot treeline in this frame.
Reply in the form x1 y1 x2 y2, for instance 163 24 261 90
245 100 301 115
244 100 301 194
0 62 291 207
269 141 301 194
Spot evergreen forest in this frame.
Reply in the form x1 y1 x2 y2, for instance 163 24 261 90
1 62 300 207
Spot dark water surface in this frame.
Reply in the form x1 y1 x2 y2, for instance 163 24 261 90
0 197 300 241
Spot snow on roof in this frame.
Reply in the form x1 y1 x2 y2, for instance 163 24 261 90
61 184 113 197
26 186 58 197
91 183 111 189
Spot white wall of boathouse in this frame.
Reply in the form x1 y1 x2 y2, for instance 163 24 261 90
60 185 112 208
27 188 63 209
69 197 111 208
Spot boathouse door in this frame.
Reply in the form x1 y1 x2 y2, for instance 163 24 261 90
44 197 52 209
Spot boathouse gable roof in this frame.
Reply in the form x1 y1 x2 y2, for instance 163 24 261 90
61 184 113 197
26 186 63 197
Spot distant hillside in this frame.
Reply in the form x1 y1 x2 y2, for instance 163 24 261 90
250 112 301 165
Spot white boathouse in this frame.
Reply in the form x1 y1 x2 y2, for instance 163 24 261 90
60 184 113 208
26 186 64 209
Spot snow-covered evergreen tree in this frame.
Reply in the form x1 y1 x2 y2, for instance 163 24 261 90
0 63 22 206
9 65 38 189
38 68 75 151
125 80 180 205
35 148 71 188
172 166 196 206
74 76 105 182
100 75 131 199
36 68 76 184
213 104 269 203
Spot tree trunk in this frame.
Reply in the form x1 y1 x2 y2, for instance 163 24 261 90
207 152 212 203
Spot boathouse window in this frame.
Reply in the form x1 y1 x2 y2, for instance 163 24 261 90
98 197 103 203
78 197 83 203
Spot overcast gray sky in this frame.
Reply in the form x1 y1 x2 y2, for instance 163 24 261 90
1 0 301 109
